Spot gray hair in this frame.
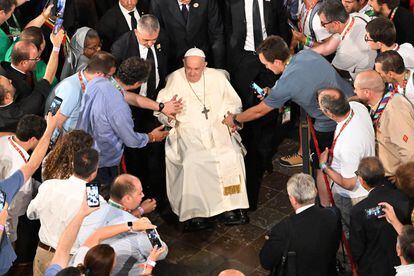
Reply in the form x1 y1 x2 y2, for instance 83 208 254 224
318 0 349 24
286 173 317 205
137 14 160 34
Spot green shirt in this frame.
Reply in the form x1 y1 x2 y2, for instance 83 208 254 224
0 28 12 62
4 40 58 87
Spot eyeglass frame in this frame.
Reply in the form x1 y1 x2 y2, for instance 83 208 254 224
320 20 333 28
25 56 41 62
364 33 375 42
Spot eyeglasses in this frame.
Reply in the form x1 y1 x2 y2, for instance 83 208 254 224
320 20 333 27
85 43 102 51
364 34 374 42
355 170 360 176
26 56 41 62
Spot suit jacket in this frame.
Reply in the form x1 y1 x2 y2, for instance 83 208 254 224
1 61 32 103
111 30 168 132
224 0 289 70
97 3 148 51
95 0 150 17
392 7 414 45
260 205 342 276
350 183 411 276
150 0 225 72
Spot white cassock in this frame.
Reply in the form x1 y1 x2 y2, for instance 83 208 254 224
156 67 249 221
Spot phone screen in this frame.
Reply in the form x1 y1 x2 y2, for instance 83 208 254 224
146 229 162 248
365 205 385 219
0 190 6 210
48 96 63 115
86 183 100 207
250 82 266 97
53 17 64 35
288 19 299 32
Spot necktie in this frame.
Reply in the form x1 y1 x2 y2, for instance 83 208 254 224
146 48 157 98
129 11 137 30
181 4 189 24
253 0 263 50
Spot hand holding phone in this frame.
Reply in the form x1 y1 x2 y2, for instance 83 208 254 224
288 19 299 32
48 96 63 115
53 17 64 35
146 228 162 248
86 183 100 207
250 82 266 97
0 190 6 210
365 205 385 219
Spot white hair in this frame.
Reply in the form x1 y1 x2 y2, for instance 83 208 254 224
286 173 317 205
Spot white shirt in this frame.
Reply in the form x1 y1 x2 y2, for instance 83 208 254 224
177 1 190 10
332 16 377 80
396 43 414 70
295 203 315 214
27 176 101 253
138 43 160 97
397 69 414 106
395 264 414 276
244 0 267 51
298 1 331 44
331 102 375 198
0 136 33 242
119 2 140 30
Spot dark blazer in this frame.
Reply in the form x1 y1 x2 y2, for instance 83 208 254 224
350 184 411 276
391 7 414 45
95 0 150 17
150 0 225 72
111 30 168 132
260 205 342 276
97 3 147 51
1 61 33 102
224 0 289 70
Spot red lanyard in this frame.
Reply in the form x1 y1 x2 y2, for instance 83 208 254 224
8 136 28 163
389 7 398 21
329 110 354 164
78 71 86 93
341 17 355 41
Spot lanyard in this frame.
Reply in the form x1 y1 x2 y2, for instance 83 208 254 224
329 110 354 164
389 7 398 21
108 199 129 212
340 17 355 41
78 71 86 93
393 70 410 96
299 1 317 33
109 77 125 97
8 136 28 163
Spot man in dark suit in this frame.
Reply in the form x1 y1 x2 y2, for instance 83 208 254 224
111 14 170 213
95 0 151 17
350 157 412 276
260 173 341 275
97 0 149 51
223 0 289 210
150 0 225 73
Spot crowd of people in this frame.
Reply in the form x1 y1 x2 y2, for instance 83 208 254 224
0 0 414 275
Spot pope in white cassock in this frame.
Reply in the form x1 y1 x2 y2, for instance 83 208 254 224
155 48 249 231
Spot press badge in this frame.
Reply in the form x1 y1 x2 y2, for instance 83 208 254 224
281 105 291 124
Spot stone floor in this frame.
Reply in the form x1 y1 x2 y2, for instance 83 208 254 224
151 137 303 276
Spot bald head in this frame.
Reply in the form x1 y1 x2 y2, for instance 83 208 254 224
11 40 38 65
218 269 245 276
110 174 141 201
355 70 385 94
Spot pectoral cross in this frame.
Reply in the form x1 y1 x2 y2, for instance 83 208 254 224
202 106 210 120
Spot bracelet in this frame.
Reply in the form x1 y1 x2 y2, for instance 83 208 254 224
52 46 60 53
304 36 314 48
138 206 145 215
146 259 156 267
0 224 4 231
319 162 328 172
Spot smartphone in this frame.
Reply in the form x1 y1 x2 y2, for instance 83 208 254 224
163 126 172 131
146 228 162 248
288 19 299 32
86 183 100 207
48 96 63 115
250 82 266 97
365 205 385 219
53 17 64 35
0 190 6 210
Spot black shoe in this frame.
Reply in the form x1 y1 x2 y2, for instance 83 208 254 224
184 218 213 232
221 209 249 226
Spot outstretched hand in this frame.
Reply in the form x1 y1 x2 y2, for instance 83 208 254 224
162 95 183 119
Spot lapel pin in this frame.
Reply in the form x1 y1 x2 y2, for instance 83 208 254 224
193 3 199 8
156 44 161 50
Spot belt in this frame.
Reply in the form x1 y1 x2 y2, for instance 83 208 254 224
38 241 56 253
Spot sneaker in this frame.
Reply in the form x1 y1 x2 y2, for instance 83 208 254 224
279 153 303 168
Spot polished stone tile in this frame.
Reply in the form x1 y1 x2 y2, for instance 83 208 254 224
262 172 290 192
257 185 280 206
179 227 223 250
224 223 267 245
264 192 294 215
205 235 249 258
163 239 200 264
249 207 287 230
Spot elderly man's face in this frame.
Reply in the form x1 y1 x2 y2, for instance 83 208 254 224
135 29 159 48
178 0 192 5
119 0 138 11
184 56 207 83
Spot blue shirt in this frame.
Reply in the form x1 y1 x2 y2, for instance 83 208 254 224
264 50 354 132
76 77 149 167
44 264 62 276
0 170 24 275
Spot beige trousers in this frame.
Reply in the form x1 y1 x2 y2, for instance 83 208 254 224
33 246 54 276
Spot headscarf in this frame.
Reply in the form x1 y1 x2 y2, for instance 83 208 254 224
60 26 91 80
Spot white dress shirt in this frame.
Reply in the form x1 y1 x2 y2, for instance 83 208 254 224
295 203 315 214
119 2 140 30
244 0 267 51
177 1 190 10
0 136 33 242
138 43 160 97
27 175 103 253
395 264 414 276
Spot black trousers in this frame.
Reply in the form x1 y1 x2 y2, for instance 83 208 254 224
230 51 279 210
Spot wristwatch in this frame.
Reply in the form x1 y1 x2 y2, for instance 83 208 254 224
158 102 165 112
127 221 133 232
